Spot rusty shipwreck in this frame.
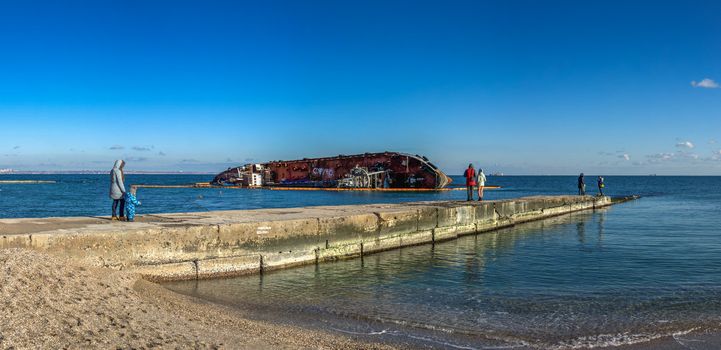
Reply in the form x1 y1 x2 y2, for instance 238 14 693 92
212 152 451 189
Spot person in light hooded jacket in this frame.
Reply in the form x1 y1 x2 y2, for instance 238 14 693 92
476 168 487 201
110 160 126 220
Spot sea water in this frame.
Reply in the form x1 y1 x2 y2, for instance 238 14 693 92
1 174 637 218
3 174 721 348
159 176 721 349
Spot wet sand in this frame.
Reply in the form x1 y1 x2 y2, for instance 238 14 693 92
609 331 721 350
0 249 396 349
2 247 719 349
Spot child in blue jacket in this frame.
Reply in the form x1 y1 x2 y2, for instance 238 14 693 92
124 186 142 222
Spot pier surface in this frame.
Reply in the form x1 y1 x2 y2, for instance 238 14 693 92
0 195 616 281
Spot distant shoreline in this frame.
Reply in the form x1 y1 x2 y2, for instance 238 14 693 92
0 171 215 175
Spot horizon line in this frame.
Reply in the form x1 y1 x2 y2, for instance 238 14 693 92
2 171 720 177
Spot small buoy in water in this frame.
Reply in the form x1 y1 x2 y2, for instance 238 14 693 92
197 195 204 199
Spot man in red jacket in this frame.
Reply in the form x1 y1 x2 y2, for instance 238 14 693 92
463 164 476 201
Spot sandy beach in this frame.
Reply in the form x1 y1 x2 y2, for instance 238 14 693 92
0 248 396 349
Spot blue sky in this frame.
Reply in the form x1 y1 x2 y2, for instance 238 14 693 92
1 0 720 174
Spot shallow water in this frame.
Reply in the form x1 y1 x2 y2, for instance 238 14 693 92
161 176 721 349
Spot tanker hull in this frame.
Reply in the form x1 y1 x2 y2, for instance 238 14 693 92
213 152 451 189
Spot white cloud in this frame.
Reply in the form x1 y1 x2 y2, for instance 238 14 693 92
600 151 630 161
646 153 675 163
691 78 719 88
711 150 721 161
675 141 694 149
644 149 721 164
678 152 700 160
648 152 674 160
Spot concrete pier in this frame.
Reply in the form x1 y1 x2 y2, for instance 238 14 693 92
0 195 616 281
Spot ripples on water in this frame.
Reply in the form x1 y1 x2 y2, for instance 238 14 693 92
3 174 721 348
0 174 662 218
162 177 721 349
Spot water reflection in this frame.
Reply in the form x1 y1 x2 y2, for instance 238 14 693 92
576 221 586 245
597 211 605 248
163 206 721 348
180 211 600 300
575 210 607 251
166 209 603 316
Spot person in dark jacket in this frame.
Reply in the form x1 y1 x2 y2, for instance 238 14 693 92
597 176 605 196
110 160 126 220
464 164 476 201
578 173 586 196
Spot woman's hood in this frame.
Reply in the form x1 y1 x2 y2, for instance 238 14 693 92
113 160 124 169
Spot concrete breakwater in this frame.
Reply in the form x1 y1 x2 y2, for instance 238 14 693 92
0 195 620 281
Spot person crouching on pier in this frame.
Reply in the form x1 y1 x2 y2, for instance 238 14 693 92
476 168 487 201
464 164 476 201
124 186 142 222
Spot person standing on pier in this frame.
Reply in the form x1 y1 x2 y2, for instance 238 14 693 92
597 176 605 196
578 173 586 196
464 164 476 201
109 160 126 221
476 168 487 201
124 186 141 222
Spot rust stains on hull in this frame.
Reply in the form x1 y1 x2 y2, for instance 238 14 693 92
213 152 451 189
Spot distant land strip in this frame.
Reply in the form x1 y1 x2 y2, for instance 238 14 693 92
0 171 215 175
0 180 56 184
